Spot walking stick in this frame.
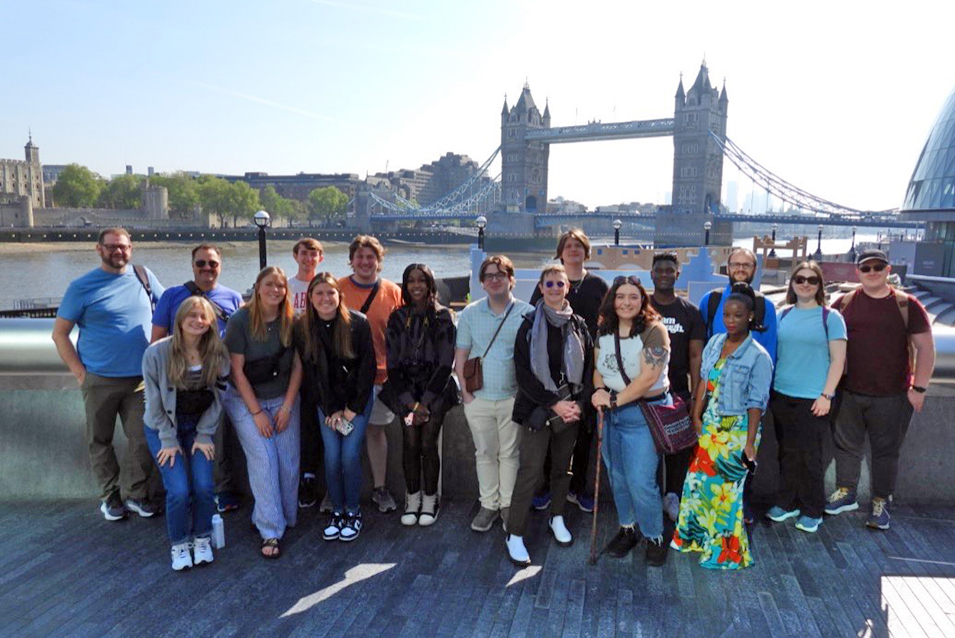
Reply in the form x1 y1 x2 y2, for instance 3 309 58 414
588 408 604 565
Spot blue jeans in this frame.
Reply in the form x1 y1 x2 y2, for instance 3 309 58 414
602 399 665 539
319 394 375 514
144 416 215 545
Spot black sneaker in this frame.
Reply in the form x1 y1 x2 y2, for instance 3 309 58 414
604 527 638 558
340 512 363 542
125 497 159 518
323 512 345 541
298 476 317 509
645 536 668 566
100 493 127 521
215 492 240 513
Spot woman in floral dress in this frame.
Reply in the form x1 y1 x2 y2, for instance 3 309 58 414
671 283 773 569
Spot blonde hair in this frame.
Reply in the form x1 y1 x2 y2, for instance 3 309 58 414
299 272 354 361
249 266 293 345
168 297 229 388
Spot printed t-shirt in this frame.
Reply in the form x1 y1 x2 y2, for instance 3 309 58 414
831 290 931 396
650 295 705 395
223 307 294 400
58 266 165 377
595 322 670 395
529 272 608 340
338 276 403 385
289 276 310 316
152 283 243 337
773 306 847 399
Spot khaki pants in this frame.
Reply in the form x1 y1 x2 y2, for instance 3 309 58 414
463 396 521 510
81 372 158 502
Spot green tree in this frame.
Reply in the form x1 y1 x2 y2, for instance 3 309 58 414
259 185 299 225
52 164 104 208
307 186 349 227
150 172 199 219
197 175 233 227
98 174 144 209
227 180 261 229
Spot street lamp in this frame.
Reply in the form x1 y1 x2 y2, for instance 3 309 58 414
814 224 823 260
848 226 857 263
254 210 271 269
613 219 622 246
704 220 712 246
769 224 778 258
475 215 487 250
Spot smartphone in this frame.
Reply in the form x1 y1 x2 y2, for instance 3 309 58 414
338 418 354 436
404 413 415 427
741 453 757 474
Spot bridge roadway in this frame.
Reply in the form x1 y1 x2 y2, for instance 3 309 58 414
523 118 676 143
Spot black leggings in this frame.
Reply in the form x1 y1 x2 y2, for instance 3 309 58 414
402 413 444 495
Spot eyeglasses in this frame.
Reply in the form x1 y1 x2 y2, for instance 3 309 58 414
482 272 509 282
544 280 566 288
101 244 131 252
613 275 641 286
728 262 755 270
793 275 820 285
194 260 220 269
858 262 887 273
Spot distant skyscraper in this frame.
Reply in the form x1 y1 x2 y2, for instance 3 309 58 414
725 180 738 213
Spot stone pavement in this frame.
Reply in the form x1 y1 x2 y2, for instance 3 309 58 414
1 498 953 637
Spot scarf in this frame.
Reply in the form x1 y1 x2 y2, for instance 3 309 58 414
529 299 585 394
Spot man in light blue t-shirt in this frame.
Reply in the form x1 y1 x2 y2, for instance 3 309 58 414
52 228 164 522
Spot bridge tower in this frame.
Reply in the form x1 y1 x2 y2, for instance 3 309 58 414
671 62 728 214
501 84 550 213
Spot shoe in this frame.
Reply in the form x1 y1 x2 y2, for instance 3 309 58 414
319 492 334 514
866 498 891 530
505 534 531 567
645 536 668 567
401 492 421 526
261 537 281 559
171 542 193 571
323 512 345 541
470 507 499 532
100 493 127 521
549 516 573 547
340 512 363 541
825 487 859 515
766 506 801 523
532 493 552 510
193 536 214 565
298 476 317 509
125 498 158 518
372 487 397 513
663 492 680 523
795 515 822 533
743 501 755 525
419 493 439 527
215 492 240 513
567 491 594 513
501 507 510 532
604 526 638 558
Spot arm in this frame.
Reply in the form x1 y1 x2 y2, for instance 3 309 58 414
691 373 707 434
812 339 846 417
274 351 303 432
591 349 607 410
744 407 762 462
613 345 669 407
761 304 778 362
195 358 230 446
909 331 936 412
688 338 703 398
229 352 273 438
142 346 179 449
346 319 377 419
421 312 456 409
513 321 562 410
150 325 168 343
384 310 414 410
454 346 474 404
52 317 85 384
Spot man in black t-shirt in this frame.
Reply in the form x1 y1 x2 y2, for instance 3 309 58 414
649 252 705 522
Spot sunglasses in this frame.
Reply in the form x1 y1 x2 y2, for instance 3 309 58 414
613 275 642 287
194 260 220 268
544 280 566 288
793 275 820 285
858 262 887 273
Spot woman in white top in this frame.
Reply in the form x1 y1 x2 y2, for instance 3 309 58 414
591 275 672 567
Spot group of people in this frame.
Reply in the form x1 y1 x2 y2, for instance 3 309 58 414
53 226 935 573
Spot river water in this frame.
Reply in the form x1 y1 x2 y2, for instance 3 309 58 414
0 234 882 309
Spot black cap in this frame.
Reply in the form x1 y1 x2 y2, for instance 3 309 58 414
856 249 888 265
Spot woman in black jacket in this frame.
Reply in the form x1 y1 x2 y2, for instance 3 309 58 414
382 264 457 527
295 272 376 543
505 264 593 566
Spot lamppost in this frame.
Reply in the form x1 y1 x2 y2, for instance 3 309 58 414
613 219 622 246
704 220 712 246
814 224 823 260
769 224 778 258
848 226 857 263
254 210 270 269
475 215 487 251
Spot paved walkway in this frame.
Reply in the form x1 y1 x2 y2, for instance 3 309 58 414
1 498 954 637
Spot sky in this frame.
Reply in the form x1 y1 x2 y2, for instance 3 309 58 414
3 0 954 212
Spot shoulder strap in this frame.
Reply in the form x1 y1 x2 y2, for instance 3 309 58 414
779 306 793 323
614 332 633 387
755 294 766 327
183 281 229 324
359 279 381 315
893 289 910 330
481 301 515 359
133 265 156 312
840 288 859 312
705 290 722 338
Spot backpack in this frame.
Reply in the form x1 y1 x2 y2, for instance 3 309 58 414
705 288 766 338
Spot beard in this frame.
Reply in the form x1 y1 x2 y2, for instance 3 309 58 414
101 252 128 270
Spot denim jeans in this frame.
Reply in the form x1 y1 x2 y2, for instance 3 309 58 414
144 415 215 545
602 399 665 539
319 394 375 514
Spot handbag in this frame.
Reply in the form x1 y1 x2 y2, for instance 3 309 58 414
524 383 577 434
613 332 696 454
463 302 514 393
242 347 288 385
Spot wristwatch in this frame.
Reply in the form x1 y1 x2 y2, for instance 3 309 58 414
912 385 927 394
821 392 835 401
609 390 618 410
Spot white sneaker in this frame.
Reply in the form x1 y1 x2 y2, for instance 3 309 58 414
171 542 193 571
505 534 531 567
193 536 214 565
319 492 334 514
663 493 681 523
418 493 439 527
549 515 573 547
401 492 421 526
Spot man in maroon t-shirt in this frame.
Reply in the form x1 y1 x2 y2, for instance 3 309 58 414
826 249 935 530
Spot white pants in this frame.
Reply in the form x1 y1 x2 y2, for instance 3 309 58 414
463 396 521 510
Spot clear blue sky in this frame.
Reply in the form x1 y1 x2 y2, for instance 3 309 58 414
3 0 954 211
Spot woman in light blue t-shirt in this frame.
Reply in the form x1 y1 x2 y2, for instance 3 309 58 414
767 261 846 534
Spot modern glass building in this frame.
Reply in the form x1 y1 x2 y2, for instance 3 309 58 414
902 85 955 276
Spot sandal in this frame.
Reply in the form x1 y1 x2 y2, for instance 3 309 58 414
261 537 281 559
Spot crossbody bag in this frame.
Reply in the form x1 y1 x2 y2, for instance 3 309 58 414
462 301 514 393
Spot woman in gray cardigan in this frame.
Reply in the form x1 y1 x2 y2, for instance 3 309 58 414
143 296 230 571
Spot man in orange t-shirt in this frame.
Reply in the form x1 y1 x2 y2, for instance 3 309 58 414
339 235 403 513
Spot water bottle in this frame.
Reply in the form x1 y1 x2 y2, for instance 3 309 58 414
212 514 225 549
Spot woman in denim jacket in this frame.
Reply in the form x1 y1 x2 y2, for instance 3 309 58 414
672 282 773 569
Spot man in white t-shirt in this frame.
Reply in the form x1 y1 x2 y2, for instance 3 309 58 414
289 237 324 317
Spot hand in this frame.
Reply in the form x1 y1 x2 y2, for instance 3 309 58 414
325 410 344 430
692 415 703 436
461 390 475 405
253 410 274 438
274 403 292 433
74 368 87 386
591 389 611 409
412 404 431 426
743 443 756 464
810 396 831 417
192 441 215 461
156 446 182 468
907 388 926 412
551 400 578 423
343 408 357 423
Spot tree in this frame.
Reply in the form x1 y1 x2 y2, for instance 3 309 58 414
52 164 104 208
98 174 144 209
259 185 300 225
227 180 261 229
197 176 233 227
308 186 349 227
150 172 199 219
